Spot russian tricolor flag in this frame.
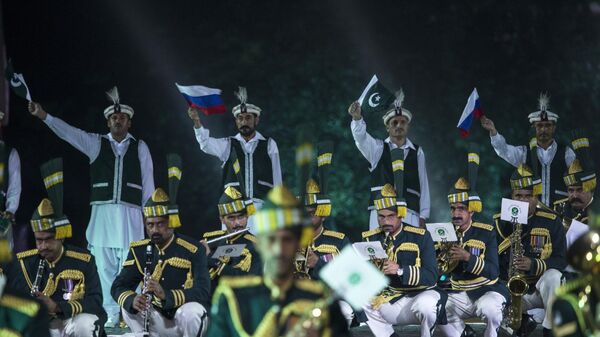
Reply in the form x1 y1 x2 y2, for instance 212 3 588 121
175 83 226 115
457 88 484 138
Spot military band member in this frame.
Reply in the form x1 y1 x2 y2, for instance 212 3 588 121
111 155 210 337
0 225 51 336
0 110 22 249
348 89 431 229
188 86 282 233
553 131 596 227
551 213 600 337
17 158 106 337
29 87 155 326
481 93 575 206
206 185 348 337
495 164 567 337
438 148 509 337
201 185 261 290
362 149 442 337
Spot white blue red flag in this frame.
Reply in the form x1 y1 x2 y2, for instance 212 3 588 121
175 83 226 115
457 88 483 138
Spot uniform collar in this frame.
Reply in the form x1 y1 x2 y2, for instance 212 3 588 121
458 221 472 236
46 246 65 268
106 132 136 143
233 131 266 143
312 225 324 242
156 234 175 255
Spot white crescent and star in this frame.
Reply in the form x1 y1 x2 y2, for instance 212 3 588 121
368 92 381 107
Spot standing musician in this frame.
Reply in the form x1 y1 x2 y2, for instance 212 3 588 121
29 87 155 327
438 147 509 337
495 164 567 337
0 110 22 248
188 86 282 233
361 148 443 337
553 131 596 227
206 185 349 337
348 89 431 229
111 155 210 337
481 93 575 206
17 158 106 337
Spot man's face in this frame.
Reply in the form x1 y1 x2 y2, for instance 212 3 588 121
568 185 593 210
450 203 473 230
235 113 258 137
34 231 63 261
305 206 324 228
512 189 538 216
377 208 402 234
256 229 299 280
386 115 410 139
220 212 248 233
107 112 131 137
145 216 174 245
533 121 556 143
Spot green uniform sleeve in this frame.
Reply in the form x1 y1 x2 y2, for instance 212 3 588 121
111 248 142 314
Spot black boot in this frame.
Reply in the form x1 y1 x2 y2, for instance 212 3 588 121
461 325 477 337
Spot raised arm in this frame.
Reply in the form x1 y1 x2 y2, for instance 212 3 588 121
417 147 430 222
348 102 384 170
29 102 101 162
481 116 526 167
188 107 231 162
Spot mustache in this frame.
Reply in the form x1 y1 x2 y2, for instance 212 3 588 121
570 198 583 203
452 217 462 221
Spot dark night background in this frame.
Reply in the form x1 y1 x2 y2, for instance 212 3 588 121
2 1 599 250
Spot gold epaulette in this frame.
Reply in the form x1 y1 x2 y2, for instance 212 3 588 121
0 294 40 317
243 234 257 243
65 250 91 262
362 228 382 239
536 210 558 220
130 239 151 248
404 226 426 235
295 279 324 295
553 197 569 206
202 230 226 238
219 275 262 288
176 238 198 253
323 230 345 240
16 249 38 260
472 222 494 231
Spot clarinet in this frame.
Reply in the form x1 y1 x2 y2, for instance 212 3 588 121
30 259 46 297
142 245 153 335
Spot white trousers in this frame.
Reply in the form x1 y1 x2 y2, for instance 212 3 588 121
438 291 505 337
122 302 208 337
49 313 100 337
364 289 441 337
89 245 129 322
522 268 562 329
339 300 355 328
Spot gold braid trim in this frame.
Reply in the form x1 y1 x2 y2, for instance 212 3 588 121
130 239 151 248
118 290 136 307
122 260 135 267
294 279 324 295
0 294 40 317
202 230 226 238
0 328 22 337
16 249 38 259
313 244 339 255
362 228 382 239
218 275 262 288
472 222 493 231
322 230 345 239
243 234 257 243
42 269 85 299
65 250 91 262
232 249 252 273
404 226 426 235
396 242 421 267
176 238 198 253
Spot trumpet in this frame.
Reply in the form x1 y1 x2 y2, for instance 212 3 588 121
30 259 46 297
437 226 463 275
206 228 250 245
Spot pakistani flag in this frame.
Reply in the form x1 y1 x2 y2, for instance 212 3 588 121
319 246 389 310
357 75 394 115
5 60 31 101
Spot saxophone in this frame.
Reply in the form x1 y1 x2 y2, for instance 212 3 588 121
294 244 313 279
284 297 330 337
142 245 153 335
30 259 47 297
505 220 529 330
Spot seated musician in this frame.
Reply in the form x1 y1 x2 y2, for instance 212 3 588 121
362 149 444 337
438 148 509 337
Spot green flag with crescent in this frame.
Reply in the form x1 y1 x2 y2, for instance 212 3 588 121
5 60 32 101
357 74 394 115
